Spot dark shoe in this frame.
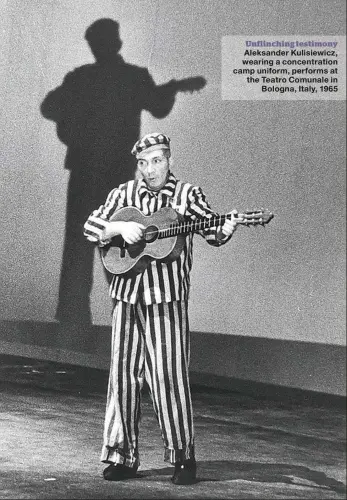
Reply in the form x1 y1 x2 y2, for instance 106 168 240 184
103 463 138 481
171 459 197 485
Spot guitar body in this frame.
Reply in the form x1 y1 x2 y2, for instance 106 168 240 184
100 206 186 275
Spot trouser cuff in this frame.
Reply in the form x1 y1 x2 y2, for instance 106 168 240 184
100 445 139 468
164 443 195 464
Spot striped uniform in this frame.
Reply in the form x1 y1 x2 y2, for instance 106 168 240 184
84 172 231 467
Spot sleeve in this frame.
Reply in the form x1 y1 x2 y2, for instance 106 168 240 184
40 67 90 147
40 70 77 122
83 184 127 246
186 186 232 247
140 68 176 119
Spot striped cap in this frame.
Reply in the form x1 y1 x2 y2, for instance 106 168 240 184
131 133 170 157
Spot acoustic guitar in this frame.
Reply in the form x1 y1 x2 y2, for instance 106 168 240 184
100 206 274 275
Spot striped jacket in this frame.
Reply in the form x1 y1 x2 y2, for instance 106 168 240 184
84 172 231 304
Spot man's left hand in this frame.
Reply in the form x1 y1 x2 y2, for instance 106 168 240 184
221 210 244 236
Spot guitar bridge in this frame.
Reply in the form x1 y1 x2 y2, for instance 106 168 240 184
120 240 127 258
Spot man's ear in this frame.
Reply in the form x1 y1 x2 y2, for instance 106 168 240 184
168 157 174 169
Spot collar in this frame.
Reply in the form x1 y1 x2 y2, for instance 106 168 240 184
138 171 177 198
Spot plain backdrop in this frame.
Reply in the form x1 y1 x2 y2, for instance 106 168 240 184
0 0 345 346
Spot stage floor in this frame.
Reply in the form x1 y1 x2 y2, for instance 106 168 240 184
0 355 346 499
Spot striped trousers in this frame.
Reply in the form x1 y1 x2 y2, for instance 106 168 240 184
100 299 195 467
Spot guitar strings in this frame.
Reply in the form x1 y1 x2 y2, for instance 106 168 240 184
142 212 271 238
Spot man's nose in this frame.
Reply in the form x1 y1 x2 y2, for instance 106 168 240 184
147 162 155 174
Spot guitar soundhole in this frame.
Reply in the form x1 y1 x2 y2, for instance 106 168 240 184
144 225 159 243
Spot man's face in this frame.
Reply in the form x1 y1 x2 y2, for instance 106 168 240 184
136 149 170 191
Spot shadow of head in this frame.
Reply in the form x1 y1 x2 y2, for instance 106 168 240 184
85 18 123 62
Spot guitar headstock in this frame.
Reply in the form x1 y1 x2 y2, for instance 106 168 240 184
237 209 274 227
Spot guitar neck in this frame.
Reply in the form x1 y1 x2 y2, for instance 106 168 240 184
158 214 231 239
157 209 273 239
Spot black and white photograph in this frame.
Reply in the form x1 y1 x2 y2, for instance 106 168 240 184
0 1 345 499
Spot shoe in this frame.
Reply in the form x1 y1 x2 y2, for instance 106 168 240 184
171 459 197 485
103 463 138 481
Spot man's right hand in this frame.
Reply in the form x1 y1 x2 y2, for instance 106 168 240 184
118 221 145 244
104 221 145 244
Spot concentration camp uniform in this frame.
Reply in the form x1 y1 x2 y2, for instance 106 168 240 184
84 171 231 468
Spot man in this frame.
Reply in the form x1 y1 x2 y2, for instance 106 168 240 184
83 132 241 485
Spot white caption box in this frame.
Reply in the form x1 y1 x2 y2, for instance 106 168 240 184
222 36 346 100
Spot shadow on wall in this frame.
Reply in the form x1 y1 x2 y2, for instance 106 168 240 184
40 18 206 335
